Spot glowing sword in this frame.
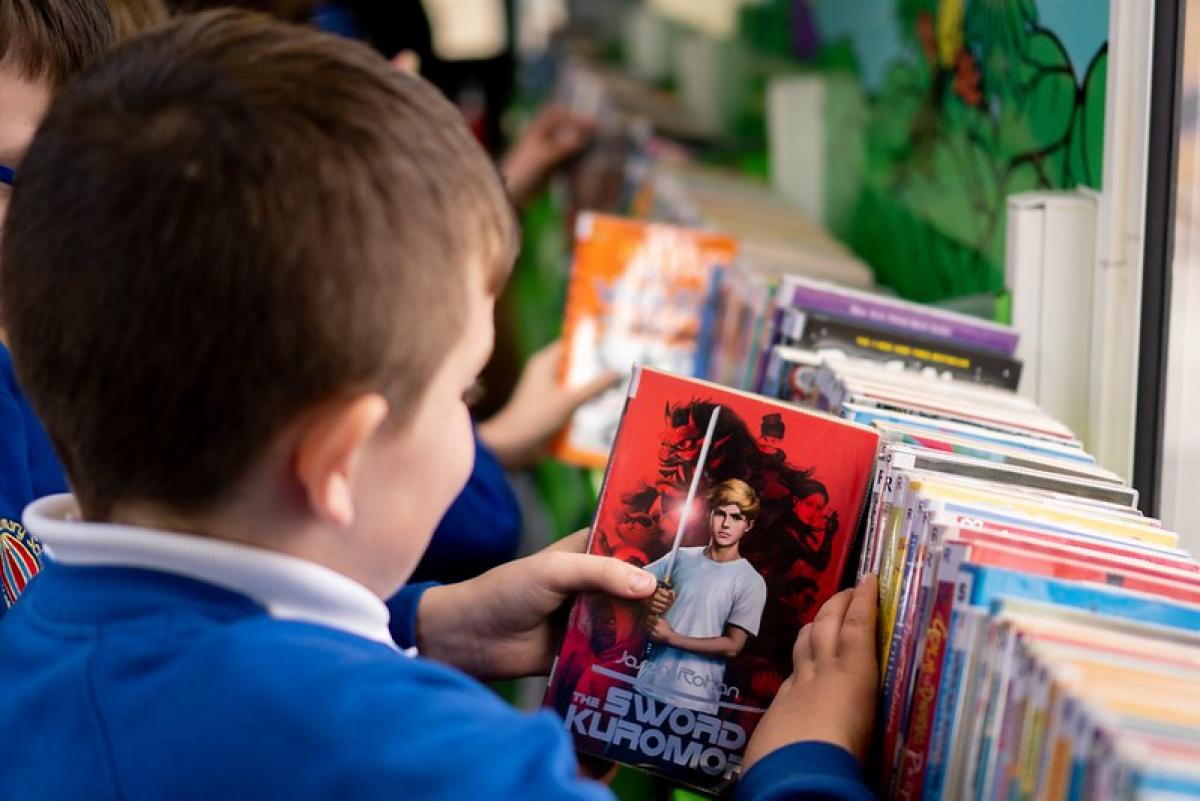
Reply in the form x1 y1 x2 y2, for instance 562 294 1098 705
662 404 722 585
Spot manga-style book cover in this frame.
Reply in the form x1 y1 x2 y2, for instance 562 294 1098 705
544 367 880 794
555 213 737 467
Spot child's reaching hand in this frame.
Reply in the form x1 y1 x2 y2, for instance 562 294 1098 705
500 105 595 206
477 340 619 469
742 575 879 771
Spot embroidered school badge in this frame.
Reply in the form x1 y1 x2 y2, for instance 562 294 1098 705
1 518 43 608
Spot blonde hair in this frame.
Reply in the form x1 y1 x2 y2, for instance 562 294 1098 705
707 479 760 521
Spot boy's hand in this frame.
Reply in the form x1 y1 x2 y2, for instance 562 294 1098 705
500 105 595 206
742 576 879 771
477 340 620 470
646 585 675 618
414 531 657 680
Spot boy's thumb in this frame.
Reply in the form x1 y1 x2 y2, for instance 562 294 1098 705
538 551 657 599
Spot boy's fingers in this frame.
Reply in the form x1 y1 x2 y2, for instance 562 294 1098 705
810 589 854 660
838 576 879 660
539 551 658 600
843 575 878 630
812 587 854 624
792 622 814 666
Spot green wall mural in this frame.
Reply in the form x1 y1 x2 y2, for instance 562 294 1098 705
793 0 1109 303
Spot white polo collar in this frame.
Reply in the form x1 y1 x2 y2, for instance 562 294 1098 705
25 494 398 650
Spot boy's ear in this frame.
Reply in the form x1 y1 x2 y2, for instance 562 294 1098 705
293 393 390 528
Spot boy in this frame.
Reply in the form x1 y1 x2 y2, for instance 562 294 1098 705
0 11 878 800
639 479 767 714
0 0 114 614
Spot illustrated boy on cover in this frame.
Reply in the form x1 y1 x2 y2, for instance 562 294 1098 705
636 478 768 715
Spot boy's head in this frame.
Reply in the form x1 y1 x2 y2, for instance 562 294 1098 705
2 11 517 591
0 0 114 224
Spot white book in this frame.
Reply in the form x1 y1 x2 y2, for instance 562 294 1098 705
1005 191 1097 444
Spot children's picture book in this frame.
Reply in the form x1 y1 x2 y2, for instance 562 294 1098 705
544 367 880 794
555 213 738 467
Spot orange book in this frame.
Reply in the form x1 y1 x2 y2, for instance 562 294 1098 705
556 213 737 467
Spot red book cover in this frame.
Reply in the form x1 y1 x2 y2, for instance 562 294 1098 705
544 367 879 794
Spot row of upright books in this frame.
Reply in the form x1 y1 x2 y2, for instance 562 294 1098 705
813 355 1200 801
715 282 1200 799
545 201 1200 798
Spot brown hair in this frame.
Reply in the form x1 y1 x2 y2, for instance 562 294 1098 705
707 479 760 522
2 10 518 519
163 0 317 22
0 0 114 85
107 0 169 41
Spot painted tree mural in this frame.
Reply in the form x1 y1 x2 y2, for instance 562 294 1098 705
788 0 1108 302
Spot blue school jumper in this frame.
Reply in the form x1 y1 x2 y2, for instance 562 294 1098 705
0 495 874 801
0 343 67 614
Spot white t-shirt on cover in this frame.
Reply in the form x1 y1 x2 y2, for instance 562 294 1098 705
635 546 766 714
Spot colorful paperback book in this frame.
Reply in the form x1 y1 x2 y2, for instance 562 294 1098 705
776 275 1020 357
556 213 738 467
544 367 879 794
792 312 1023 390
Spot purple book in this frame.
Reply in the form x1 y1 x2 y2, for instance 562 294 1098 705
779 277 1019 357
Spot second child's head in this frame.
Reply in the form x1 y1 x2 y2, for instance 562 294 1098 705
0 0 114 226
2 10 517 595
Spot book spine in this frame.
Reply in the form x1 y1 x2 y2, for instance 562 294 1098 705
893 542 961 800
922 564 975 801
785 284 1020 356
797 313 1023 390
693 267 724 381
880 507 930 777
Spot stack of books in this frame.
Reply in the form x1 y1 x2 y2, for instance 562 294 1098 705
809 357 1200 800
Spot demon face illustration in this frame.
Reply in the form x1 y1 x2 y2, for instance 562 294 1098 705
655 400 762 493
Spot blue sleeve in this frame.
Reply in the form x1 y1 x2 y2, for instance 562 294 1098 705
411 432 522 584
385 582 438 649
735 742 876 801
